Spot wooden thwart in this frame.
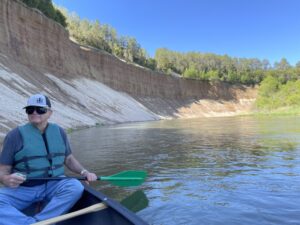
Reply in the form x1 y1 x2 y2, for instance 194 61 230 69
31 203 107 225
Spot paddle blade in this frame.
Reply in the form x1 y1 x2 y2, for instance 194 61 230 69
120 190 149 213
100 170 147 187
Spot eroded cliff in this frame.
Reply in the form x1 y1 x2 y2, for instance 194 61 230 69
0 0 256 141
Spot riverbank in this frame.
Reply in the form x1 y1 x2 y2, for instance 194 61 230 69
0 0 257 146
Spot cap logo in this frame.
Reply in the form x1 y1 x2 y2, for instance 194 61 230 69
36 97 44 104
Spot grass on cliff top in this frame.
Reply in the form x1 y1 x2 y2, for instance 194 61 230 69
251 106 300 117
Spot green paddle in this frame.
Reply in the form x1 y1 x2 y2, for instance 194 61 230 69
26 170 147 187
120 190 149 213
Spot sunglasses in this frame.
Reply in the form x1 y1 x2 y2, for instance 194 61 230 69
25 106 48 115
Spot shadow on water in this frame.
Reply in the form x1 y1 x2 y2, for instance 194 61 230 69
69 116 300 225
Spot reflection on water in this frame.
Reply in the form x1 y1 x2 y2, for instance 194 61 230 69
70 116 300 225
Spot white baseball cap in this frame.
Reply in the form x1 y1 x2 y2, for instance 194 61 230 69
24 94 51 108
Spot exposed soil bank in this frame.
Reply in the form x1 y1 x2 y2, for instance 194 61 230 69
0 0 257 143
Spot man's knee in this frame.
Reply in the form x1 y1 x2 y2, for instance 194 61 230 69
64 179 84 197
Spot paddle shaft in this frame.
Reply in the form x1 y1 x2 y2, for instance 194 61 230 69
32 203 107 225
27 176 86 181
26 170 147 187
27 176 143 181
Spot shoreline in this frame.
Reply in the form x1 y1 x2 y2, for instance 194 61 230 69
1 111 299 150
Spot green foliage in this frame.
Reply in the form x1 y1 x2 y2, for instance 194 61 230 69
21 0 66 27
155 48 177 72
256 76 281 109
256 76 300 110
183 66 199 79
66 128 74 133
278 80 300 106
207 70 219 81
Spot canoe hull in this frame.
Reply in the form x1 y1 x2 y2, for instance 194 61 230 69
58 185 148 225
23 184 148 225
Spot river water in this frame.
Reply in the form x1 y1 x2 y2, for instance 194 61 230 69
69 116 300 225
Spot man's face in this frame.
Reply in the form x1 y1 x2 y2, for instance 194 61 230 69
26 106 52 126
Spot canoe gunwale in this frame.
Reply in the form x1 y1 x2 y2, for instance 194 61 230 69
74 184 149 225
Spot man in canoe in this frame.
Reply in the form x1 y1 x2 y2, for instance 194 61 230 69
0 94 98 225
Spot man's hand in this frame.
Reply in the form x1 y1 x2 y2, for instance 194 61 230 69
1 173 26 188
82 171 97 183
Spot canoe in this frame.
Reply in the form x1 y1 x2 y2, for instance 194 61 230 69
24 184 149 225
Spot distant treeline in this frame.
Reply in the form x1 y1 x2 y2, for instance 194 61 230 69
21 1 300 111
155 49 285 85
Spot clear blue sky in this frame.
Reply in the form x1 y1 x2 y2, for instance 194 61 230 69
53 0 300 66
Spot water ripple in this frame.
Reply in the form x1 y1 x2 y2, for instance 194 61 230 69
70 116 300 225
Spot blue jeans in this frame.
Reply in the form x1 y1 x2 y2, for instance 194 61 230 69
0 178 84 225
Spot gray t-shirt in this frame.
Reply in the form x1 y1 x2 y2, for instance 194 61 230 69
0 125 72 165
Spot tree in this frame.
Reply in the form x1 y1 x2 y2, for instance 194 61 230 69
274 58 291 70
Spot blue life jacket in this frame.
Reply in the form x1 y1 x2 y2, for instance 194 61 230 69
14 123 66 178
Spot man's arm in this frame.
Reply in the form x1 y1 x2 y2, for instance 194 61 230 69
64 154 97 182
0 129 25 187
0 164 25 187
